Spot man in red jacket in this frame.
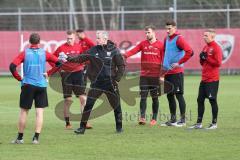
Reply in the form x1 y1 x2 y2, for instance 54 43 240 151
124 25 164 126
48 30 91 129
76 29 95 52
162 20 194 127
10 33 60 144
76 29 95 92
189 29 222 129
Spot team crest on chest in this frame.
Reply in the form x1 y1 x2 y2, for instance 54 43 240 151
107 52 111 56
208 48 213 55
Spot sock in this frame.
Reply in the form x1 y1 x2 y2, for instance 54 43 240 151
152 97 159 120
17 132 23 140
209 99 218 124
167 94 176 121
176 94 186 120
33 132 40 140
65 117 70 125
197 97 205 123
140 98 147 118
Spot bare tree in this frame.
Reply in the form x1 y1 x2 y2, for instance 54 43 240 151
90 0 96 30
38 0 47 30
70 0 79 29
195 0 206 28
80 0 89 29
109 0 120 30
98 0 106 30
44 0 67 30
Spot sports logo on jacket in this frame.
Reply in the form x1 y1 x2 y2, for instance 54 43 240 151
215 34 234 64
107 52 111 56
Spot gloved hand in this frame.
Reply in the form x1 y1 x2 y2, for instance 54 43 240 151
55 61 62 67
58 52 68 62
199 52 207 61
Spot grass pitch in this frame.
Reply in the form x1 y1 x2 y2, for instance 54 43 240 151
0 75 240 160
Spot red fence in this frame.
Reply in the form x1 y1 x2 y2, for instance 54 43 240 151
1 29 239 73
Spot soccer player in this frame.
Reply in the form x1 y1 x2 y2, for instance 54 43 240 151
189 29 222 129
123 25 164 126
60 30 125 134
9 33 60 144
47 30 91 129
162 20 194 127
76 29 95 94
76 29 95 51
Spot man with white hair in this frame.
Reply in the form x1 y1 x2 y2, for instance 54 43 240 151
60 30 125 134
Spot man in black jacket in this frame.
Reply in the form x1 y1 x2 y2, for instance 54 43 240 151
60 30 125 134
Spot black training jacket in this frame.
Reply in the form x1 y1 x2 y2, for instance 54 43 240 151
67 40 125 87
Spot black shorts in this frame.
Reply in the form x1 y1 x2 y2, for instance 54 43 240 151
61 70 86 98
165 73 184 94
140 76 160 98
198 81 219 100
20 84 48 109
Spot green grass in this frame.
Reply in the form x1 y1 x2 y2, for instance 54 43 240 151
0 75 240 160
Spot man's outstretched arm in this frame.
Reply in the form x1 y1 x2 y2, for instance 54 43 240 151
67 52 90 63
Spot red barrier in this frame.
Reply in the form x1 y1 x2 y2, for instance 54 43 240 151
0 29 239 73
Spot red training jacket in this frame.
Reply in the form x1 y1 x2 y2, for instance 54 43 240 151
201 41 222 82
48 42 84 75
79 37 95 52
124 40 164 77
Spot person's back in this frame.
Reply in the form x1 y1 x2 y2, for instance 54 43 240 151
9 33 59 144
23 48 47 87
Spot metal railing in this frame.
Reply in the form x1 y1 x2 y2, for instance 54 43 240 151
0 4 240 31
